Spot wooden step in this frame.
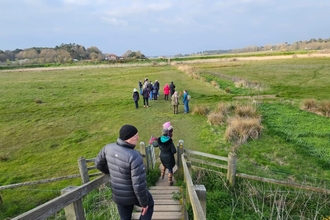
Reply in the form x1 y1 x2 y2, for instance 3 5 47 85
134 204 182 212
132 211 183 220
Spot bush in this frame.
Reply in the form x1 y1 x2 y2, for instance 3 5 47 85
301 98 318 111
235 105 260 120
207 112 226 125
225 116 263 145
192 105 209 115
214 102 231 115
319 101 330 117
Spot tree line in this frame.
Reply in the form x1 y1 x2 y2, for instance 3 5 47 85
0 43 147 65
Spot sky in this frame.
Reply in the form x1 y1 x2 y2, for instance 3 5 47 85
1 0 330 57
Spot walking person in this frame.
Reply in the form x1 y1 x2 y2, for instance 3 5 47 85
153 80 159 100
154 80 160 98
163 83 170 100
95 124 154 220
148 81 153 100
139 80 143 94
142 86 149 108
169 81 176 97
171 91 179 114
133 88 140 109
152 128 177 186
163 121 174 138
183 90 190 113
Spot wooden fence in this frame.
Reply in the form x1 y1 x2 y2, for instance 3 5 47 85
6 139 330 219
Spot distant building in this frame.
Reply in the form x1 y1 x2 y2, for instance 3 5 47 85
105 54 118 60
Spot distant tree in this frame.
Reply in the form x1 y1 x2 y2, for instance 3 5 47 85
39 49 57 63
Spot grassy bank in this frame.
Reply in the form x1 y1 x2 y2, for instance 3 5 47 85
1 56 330 219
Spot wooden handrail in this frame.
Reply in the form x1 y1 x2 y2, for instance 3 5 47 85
182 154 206 220
185 149 228 161
11 175 110 220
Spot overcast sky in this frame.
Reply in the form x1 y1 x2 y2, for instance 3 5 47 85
1 0 329 56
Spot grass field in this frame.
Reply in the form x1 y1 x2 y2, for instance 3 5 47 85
1 56 330 219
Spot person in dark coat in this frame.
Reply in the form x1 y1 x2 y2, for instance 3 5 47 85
169 81 176 97
153 128 177 186
95 124 154 220
132 88 140 109
142 86 149 108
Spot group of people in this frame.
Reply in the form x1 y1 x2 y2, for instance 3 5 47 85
95 121 177 220
133 78 190 113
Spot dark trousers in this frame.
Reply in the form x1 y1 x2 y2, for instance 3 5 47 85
134 101 138 109
116 191 154 220
143 98 149 106
164 94 169 100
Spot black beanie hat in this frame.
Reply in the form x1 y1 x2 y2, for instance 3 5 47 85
119 124 138 140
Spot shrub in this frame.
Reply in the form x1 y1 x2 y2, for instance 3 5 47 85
207 112 226 125
192 105 209 115
210 80 218 87
214 102 231 115
319 101 330 117
235 105 260 119
301 99 318 111
224 87 231 93
225 116 263 145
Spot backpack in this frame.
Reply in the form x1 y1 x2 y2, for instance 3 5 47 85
187 95 191 101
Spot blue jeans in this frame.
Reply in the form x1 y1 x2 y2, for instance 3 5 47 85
116 191 154 220
184 100 189 113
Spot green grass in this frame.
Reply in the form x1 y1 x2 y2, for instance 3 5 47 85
1 56 330 219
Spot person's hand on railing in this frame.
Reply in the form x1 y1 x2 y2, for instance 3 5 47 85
148 136 157 144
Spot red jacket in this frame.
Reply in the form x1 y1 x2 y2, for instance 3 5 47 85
163 84 170 95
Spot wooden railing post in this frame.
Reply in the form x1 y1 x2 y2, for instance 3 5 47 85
177 140 184 180
227 152 237 186
145 145 150 172
195 185 206 216
78 157 89 184
140 141 146 157
61 186 85 220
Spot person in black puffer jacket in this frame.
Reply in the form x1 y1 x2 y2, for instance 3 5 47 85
95 124 154 220
153 128 177 186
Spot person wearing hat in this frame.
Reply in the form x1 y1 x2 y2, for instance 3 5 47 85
95 124 154 220
152 128 177 186
132 88 140 109
163 121 174 138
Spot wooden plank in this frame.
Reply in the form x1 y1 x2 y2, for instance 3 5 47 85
185 149 228 161
182 155 206 220
149 186 180 190
132 211 183 220
236 173 330 194
0 174 81 190
152 195 177 200
134 205 182 212
154 200 181 205
149 189 180 194
189 158 228 170
11 175 110 220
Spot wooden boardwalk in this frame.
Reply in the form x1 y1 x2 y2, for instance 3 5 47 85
132 166 184 220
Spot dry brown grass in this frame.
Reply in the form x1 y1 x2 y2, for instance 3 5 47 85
207 112 226 125
319 101 330 117
301 99 318 111
235 104 260 120
301 99 330 117
214 102 231 115
176 64 200 79
210 80 218 87
225 116 263 145
192 105 209 115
